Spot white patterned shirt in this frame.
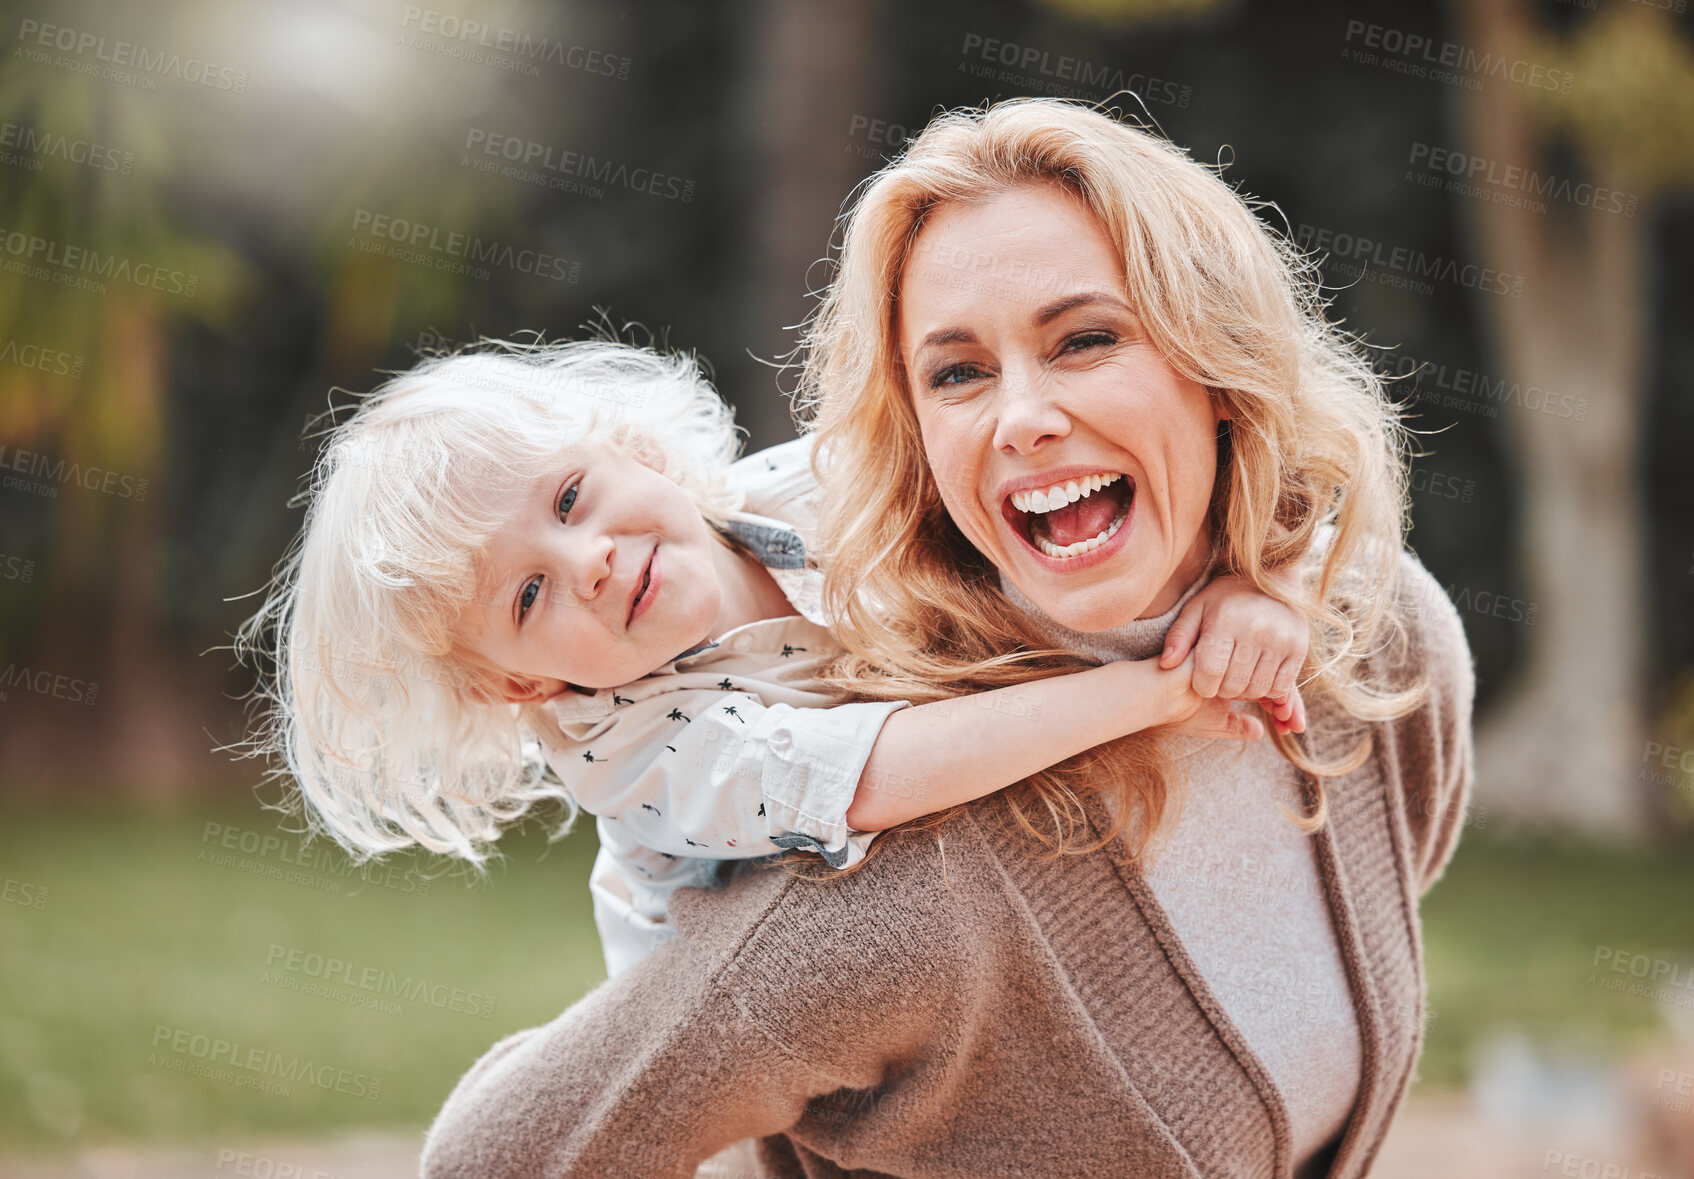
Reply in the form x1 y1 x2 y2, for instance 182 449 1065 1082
522 437 910 977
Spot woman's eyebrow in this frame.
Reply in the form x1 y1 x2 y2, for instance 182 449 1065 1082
916 326 977 352
912 291 1131 356
1035 291 1131 324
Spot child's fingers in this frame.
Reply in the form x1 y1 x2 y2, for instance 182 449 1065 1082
1171 698 1263 741
1227 710 1266 742
1161 599 1207 669
1259 688 1308 734
1243 652 1280 702
1270 657 1300 705
1190 633 1234 697
1217 642 1261 699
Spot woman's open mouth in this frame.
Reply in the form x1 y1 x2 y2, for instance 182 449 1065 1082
1002 471 1135 561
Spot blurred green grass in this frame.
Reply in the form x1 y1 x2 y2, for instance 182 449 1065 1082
1417 827 1694 1085
0 804 607 1150
3 807 1692 1151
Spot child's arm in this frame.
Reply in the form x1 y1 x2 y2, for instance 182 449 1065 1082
843 654 1256 831
534 685 910 867
844 574 1312 833
541 567 1311 863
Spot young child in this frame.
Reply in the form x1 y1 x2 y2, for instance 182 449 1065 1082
241 338 1308 978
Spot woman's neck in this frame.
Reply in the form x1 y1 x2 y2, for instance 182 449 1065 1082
999 523 1217 660
999 567 1212 663
1147 525 1219 618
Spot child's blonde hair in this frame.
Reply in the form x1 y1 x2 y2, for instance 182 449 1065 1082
238 338 746 865
798 98 1424 860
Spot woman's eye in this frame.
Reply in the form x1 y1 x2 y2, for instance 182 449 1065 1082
519 577 541 623
1061 331 1116 354
557 482 578 520
930 362 984 389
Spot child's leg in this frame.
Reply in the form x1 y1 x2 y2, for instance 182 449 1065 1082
588 843 677 977
590 816 718 977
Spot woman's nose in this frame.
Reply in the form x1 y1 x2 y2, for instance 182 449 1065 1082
991 366 1070 455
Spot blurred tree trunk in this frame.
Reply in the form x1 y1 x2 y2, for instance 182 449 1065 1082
1 304 227 798
741 0 878 449
1447 0 1654 835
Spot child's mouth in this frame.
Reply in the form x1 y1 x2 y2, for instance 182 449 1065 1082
1002 472 1134 560
628 549 656 625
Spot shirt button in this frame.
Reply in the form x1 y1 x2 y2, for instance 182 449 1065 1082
731 634 752 652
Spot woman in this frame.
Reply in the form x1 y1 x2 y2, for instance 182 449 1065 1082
420 99 1474 1179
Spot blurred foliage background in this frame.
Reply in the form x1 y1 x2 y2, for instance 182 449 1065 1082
2 0 1693 1168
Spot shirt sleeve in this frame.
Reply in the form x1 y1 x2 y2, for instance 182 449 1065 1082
544 687 910 868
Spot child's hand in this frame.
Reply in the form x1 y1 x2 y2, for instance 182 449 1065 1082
1159 574 1308 735
1165 695 1266 742
1123 654 1265 742
1258 686 1307 735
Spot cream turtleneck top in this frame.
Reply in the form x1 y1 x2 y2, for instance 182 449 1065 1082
1000 571 1363 1176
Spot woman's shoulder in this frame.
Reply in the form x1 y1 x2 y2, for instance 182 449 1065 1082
673 822 990 971
1353 546 1478 892
1303 527 1473 696
1361 542 1460 652
1383 548 1477 711
666 822 995 1059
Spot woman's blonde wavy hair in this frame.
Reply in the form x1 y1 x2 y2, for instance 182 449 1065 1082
796 98 1425 864
235 337 745 866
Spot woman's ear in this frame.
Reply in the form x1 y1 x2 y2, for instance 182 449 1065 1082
1210 387 1234 423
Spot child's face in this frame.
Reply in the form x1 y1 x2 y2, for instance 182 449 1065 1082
457 441 725 696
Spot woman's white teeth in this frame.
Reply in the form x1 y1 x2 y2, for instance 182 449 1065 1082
1010 472 1121 515
1033 508 1127 559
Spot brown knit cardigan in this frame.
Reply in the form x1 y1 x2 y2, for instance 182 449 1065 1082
420 549 1475 1179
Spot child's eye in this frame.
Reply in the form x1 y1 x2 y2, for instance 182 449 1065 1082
519 577 542 623
517 479 579 626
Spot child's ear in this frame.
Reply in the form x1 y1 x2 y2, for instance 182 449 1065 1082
490 673 568 704
623 434 666 473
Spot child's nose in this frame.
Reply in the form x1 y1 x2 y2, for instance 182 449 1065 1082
566 536 614 602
